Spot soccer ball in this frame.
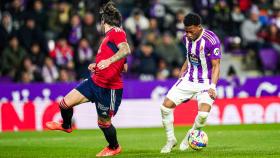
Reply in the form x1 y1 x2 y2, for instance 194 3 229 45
188 130 208 150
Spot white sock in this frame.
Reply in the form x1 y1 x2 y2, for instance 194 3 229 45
192 111 209 130
160 105 175 141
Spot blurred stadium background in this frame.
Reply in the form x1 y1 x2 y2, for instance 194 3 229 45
0 0 280 157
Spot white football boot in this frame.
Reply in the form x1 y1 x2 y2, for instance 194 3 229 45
179 129 192 151
160 138 177 153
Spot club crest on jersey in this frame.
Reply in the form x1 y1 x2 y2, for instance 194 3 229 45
214 48 220 56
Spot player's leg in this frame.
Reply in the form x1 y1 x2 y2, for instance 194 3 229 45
61 89 89 128
161 80 194 153
96 89 122 157
46 79 92 132
179 91 213 151
98 117 119 149
160 97 177 153
96 116 121 157
46 89 89 132
192 103 211 130
192 91 213 131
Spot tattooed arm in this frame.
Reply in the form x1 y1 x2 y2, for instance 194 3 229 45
97 42 131 70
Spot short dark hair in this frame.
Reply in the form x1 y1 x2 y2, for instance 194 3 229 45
183 13 201 27
100 1 122 27
132 8 142 16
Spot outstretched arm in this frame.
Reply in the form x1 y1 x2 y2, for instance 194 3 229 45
97 42 131 70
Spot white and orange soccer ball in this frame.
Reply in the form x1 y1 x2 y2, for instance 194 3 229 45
188 130 208 150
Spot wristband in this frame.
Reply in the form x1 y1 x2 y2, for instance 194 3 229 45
210 83 216 90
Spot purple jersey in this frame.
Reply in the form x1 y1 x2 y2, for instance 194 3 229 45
182 29 221 84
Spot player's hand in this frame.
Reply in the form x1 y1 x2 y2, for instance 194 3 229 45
208 88 217 100
88 63 96 72
97 59 111 70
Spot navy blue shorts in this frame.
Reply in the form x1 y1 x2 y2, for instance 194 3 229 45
75 78 123 118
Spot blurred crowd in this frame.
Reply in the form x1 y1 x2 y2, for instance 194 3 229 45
0 0 280 83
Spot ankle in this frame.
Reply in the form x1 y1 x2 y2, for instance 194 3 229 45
168 137 176 141
62 123 71 129
109 144 119 150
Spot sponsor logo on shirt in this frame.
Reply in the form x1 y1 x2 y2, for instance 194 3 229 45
189 54 201 66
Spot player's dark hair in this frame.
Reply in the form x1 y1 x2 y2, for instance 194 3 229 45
100 1 122 27
183 13 201 26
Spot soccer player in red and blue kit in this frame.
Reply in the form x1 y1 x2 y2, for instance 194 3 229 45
46 2 131 157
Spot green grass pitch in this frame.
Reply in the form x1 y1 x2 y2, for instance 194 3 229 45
1 124 280 158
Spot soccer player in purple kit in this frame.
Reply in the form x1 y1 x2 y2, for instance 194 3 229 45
160 13 222 153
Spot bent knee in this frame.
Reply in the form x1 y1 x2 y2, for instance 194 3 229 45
198 111 209 120
98 116 111 128
160 104 173 114
59 98 71 109
163 98 176 108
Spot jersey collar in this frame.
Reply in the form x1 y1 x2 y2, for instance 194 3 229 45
193 28 204 42
105 27 116 35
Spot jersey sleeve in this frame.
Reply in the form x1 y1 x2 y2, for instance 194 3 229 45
111 28 127 46
209 38 222 60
